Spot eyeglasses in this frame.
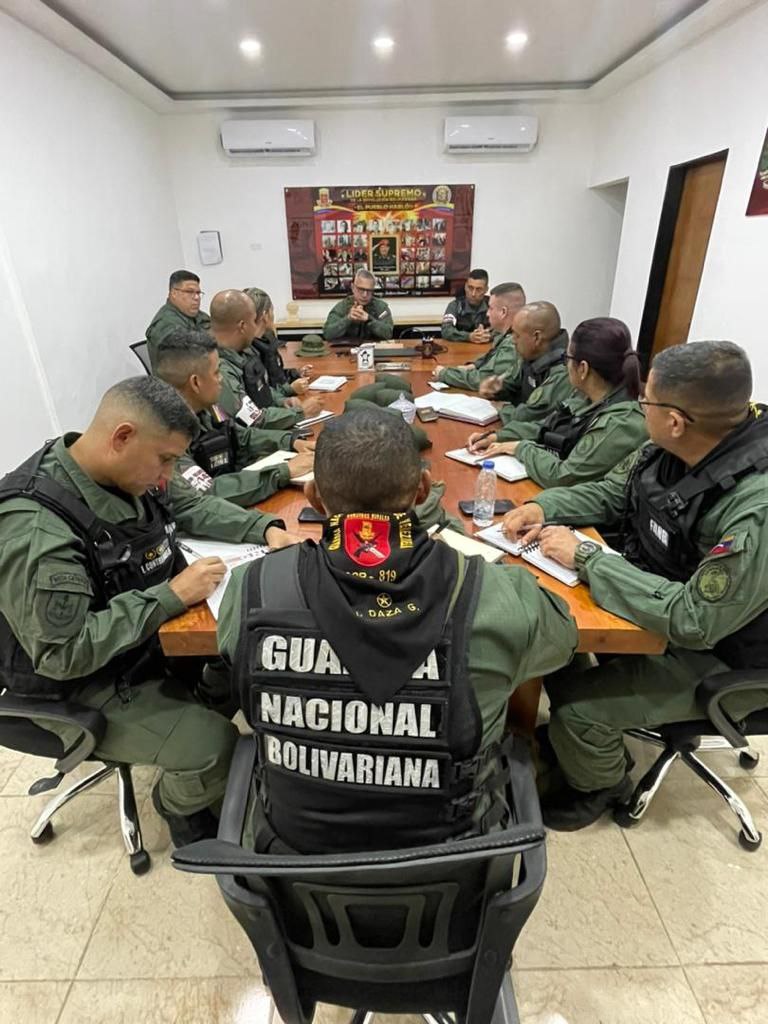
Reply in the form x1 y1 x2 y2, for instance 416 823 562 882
354 286 374 295
638 399 696 423
173 287 204 297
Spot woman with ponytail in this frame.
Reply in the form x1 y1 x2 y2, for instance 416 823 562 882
481 317 647 487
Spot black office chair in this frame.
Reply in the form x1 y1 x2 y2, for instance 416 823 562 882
173 736 546 1024
129 340 152 374
0 690 150 874
614 668 768 851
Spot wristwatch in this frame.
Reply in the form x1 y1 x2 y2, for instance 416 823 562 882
574 539 601 574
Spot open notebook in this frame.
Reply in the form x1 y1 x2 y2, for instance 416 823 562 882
177 537 268 619
426 525 504 563
414 392 499 426
475 523 614 587
445 447 528 483
295 410 335 429
243 450 313 485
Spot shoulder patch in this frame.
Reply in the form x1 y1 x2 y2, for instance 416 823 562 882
528 386 543 404
576 433 596 456
707 533 749 559
696 562 731 603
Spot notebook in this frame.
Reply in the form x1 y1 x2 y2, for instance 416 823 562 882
295 410 335 428
445 448 528 483
414 392 500 426
243 450 314 485
426 525 504 563
475 524 613 587
428 380 450 391
308 375 347 391
177 537 269 619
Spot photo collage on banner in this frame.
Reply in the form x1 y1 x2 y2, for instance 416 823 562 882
284 184 475 298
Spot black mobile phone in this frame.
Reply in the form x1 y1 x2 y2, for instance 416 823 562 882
458 499 515 517
298 506 327 524
416 406 439 423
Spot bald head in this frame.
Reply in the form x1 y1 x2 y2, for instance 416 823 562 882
209 289 254 329
518 301 561 342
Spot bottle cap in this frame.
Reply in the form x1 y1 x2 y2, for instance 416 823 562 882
482 460 495 469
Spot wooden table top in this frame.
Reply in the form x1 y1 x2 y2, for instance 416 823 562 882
160 343 665 658
275 312 446 331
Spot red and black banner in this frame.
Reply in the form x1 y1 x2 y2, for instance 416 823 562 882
285 183 475 298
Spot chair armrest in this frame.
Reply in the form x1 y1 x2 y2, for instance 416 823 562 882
0 694 106 773
696 669 768 749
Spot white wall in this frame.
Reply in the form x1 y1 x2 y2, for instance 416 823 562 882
591 0 768 390
0 10 182 470
165 102 625 333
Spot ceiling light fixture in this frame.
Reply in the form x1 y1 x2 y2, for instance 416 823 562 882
505 30 528 53
239 38 262 58
373 36 395 54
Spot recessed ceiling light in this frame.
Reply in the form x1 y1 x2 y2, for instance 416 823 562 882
505 31 528 53
239 38 262 58
373 36 395 54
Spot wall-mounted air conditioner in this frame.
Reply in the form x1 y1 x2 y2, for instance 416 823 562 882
220 119 316 156
444 116 538 154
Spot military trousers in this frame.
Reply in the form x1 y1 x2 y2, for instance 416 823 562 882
44 672 238 817
546 646 766 792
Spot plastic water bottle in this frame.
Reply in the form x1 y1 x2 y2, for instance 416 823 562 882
389 392 416 425
472 461 496 528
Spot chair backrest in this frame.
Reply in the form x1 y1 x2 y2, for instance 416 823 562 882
173 736 546 1024
129 341 152 374
0 692 105 772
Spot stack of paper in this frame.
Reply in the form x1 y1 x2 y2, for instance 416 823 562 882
177 537 269 618
428 380 450 391
295 410 335 428
308 375 347 392
243 450 314 485
414 392 499 426
445 448 528 482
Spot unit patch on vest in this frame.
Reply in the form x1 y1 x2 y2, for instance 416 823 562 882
140 536 174 575
696 562 731 602
264 735 442 789
649 519 669 547
182 464 213 492
208 451 231 471
343 515 391 567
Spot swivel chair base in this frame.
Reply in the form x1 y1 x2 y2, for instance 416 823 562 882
343 975 519 1024
29 762 151 874
613 729 763 851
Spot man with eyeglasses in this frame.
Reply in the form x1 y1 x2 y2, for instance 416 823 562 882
500 341 768 830
146 270 211 370
322 268 394 342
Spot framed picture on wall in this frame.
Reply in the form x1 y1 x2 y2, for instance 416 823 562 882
746 126 768 216
370 234 399 275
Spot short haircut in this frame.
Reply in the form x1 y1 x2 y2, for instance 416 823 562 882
354 268 375 286
98 376 199 440
314 408 422 513
520 300 561 341
242 287 273 321
490 281 526 301
155 328 216 388
209 289 252 328
467 269 489 282
571 317 641 399
168 270 200 290
652 341 752 426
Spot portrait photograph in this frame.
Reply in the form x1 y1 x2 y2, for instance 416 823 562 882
370 234 400 275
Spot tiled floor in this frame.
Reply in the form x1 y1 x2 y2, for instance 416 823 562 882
2 735 768 1024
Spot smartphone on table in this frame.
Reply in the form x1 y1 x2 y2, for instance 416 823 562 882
457 499 515 517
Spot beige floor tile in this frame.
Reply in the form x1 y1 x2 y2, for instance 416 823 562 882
2 752 158 799
622 774 768 964
0 981 69 1022
515 967 706 1024
0 746 23 792
77 798 258 979
59 978 272 1024
515 822 677 969
685 964 768 1024
0 794 124 980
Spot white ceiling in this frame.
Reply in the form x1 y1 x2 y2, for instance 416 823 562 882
36 0 712 99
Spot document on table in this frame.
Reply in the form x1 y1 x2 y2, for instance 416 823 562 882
243 450 313 485
308 375 347 391
414 392 499 426
428 380 450 391
177 537 269 619
295 410 335 428
444 448 528 482
426 525 504 563
476 524 615 587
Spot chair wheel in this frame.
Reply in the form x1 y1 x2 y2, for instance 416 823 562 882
738 829 762 851
739 751 760 770
31 822 54 845
612 805 641 829
129 850 151 875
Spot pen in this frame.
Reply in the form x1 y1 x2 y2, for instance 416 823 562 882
176 541 196 555
468 430 494 451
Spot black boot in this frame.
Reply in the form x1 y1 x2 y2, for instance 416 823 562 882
151 781 219 848
541 774 634 832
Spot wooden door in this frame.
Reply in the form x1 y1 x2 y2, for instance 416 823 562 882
651 156 726 358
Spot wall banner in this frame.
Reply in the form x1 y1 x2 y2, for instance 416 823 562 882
284 183 475 298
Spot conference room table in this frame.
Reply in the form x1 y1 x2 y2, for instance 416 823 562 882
160 342 664 681
274 312 445 339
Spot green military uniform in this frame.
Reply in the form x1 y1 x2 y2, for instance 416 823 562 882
0 436 286 817
532 449 768 792
495 333 573 441
438 330 520 391
216 346 300 431
323 296 394 341
197 408 294 463
145 302 211 370
441 294 489 343
513 392 648 488
174 448 290 507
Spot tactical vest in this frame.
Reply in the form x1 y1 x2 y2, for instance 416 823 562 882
451 296 489 334
189 417 238 478
520 343 567 402
622 412 768 668
234 546 506 853
537 389 627 458
0 441 177 698
242 350 274 409
252 335 293 389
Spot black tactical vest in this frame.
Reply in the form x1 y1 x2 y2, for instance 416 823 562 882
189 417 238 478
242 350 274 409
252 335 295 389
537 388 628 458
0 441 178 698
520 342 567 402
234 546 505 853
453 295 489 333
622 412 768 668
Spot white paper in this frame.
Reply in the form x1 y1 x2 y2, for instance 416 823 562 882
197 230 222 266
178 537 268 619
237 395 262 426
243 449 313 485
426 525 504 563
308 375 347 391
414 392 499 425
295 410 335 428
428 380 450 391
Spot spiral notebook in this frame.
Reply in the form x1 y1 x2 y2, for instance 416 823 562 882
475 523 613 587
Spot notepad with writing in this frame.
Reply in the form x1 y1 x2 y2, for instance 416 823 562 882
445 448 528 482
243 450 314 485
177 537 269 619
308 375 347 391
475 524 613 586
426 525 504 563
414 392 499 426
